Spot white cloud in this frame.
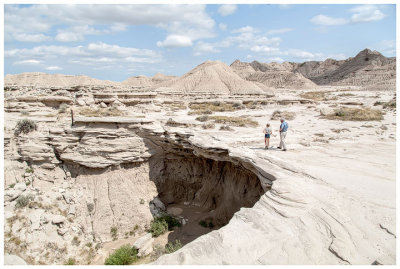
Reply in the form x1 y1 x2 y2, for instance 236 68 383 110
218 5 237 16
311 5 386 27
193 41 221 56
250 46 280 54
13 59 41 65
219 23 227 31
266 28 294 35
55 25 107 42
110 23 127 32
13 33 51 42
231 26 258 34
349 5 385 23
45 66 62 70
310 15 348 26
5 42 161 70
157 35 193 48
5 5 216 44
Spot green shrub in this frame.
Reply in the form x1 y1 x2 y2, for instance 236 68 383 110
157 215 181 230
104 245 138 265
165 240 182 254
15 195 33 208
14 119 37 136
199 219 214 229
25 167 34 174
149 219 168 237
199 220 207 228
64 258 76 265
111 226 118 240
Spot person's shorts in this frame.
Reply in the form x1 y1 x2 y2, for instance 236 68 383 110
265 134 271 138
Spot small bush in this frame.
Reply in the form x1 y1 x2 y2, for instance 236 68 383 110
64 258 76 265
149 215 181 237
158 215 181 230
325 107 384 121
165 240 182 254
14 119 37 136
140 198 145 204
219 125 233 131
111 226 118 240
105 245 138 265
202 122 215 129
149 219 168 237
15 195 33 208
87 203 94 213
25 167 34 174
199 219 215 229
72 236 81 246
195 115 209 122
271 110 296 120
382 98 396 110
199 220 207 228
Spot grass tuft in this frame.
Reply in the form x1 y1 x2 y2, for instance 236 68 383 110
14 119 37 136
271 110 295 120
78 107 125 117
325 107 384 121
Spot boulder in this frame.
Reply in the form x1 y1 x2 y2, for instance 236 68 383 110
77 99 86 106
152 197 166 211
4 254 27 265
100 102 107 108
15 182 27 192
320 107 334 116
52 215 66 225
133 233 153 250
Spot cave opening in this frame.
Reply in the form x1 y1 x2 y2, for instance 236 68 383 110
148 150 268 246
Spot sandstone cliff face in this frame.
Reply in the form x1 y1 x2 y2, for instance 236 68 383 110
230 49 396 90
230 60 316 89
294 49 396 90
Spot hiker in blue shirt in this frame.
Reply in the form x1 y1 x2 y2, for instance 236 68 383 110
278 118 288 151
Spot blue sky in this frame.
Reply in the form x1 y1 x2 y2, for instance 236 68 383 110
4 4 396 81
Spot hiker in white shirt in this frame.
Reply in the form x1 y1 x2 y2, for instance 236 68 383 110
263 123 272 149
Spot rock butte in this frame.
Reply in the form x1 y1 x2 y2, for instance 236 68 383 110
3 48 396 265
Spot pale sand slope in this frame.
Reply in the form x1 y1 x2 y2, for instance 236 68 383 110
152 90 395 265
150 60 265 94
